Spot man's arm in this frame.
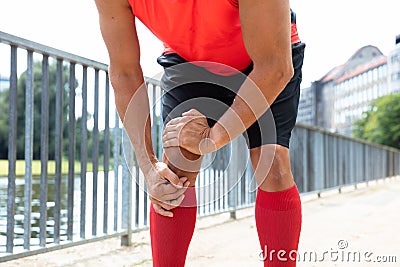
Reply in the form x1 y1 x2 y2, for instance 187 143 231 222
162 0 294 154
210 0 294 148
94 0 188 216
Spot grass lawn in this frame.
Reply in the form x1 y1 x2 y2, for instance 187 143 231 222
0 159 110 177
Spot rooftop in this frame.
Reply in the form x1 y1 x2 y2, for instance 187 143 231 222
319 45 386 84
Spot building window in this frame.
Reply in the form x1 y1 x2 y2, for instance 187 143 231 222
392 72 400 82
373 68 378 80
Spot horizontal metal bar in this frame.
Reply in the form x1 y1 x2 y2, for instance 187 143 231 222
0 31 108 70
295 122 400 153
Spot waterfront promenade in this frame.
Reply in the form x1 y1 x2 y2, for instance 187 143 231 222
3 176 399 267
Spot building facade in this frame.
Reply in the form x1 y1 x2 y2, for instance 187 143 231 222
297 85 316 126
387 35 400 95
333 55 387 136
297 42 400 136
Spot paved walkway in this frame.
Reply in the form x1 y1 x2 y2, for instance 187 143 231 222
3 176 400 267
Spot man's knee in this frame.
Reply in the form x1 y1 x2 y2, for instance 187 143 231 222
251 144 293 189
268 145 291 179
163 147 202 184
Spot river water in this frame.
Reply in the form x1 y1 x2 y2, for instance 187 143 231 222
0 170 137 251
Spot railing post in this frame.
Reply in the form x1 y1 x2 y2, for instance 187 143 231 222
54 58 63 244
67 62 76 241
92 69 99 237
121 129 132 246
79 66 88 241
113 114 120 232
301 128 309 193
23 50 34 250
6 45 18 254
103 72 110 234
80 66 88 239
39 54 50 247
228 140 238 219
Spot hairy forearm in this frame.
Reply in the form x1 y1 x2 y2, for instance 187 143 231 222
211 64 293 149
110 67 157 174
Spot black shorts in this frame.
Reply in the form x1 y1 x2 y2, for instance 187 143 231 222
159 42 305 149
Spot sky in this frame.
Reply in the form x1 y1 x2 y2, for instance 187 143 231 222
0 0 399 88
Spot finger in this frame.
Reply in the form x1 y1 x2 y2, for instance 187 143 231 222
162 176 188 190
180 177 189 184
162 131 178 144
163 124 181 134
182 109 203 117
163 194 185 210
153 203 173 217
166 116 192 127
159 164 180 185
163 138 180 148
153 196 177 211
157 177 189 197
162 186 188 201
158 182 185 195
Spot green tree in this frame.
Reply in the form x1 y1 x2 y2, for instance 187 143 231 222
0 60 74 159
353 93 400 149
0 60 114 163
0 88 9 158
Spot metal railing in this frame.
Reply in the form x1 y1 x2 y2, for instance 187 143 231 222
290 124 400 194
0 31 125 260
0 31 400 262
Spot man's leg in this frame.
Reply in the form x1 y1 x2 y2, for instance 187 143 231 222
250 144 302 266
150 147 201 267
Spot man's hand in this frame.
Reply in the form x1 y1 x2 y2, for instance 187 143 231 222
162 109 217 155
145 162 190 217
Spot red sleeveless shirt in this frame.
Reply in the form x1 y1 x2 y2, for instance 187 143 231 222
128 0 300 75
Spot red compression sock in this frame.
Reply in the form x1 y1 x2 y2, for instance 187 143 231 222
255 184 302 267
150 186 197 267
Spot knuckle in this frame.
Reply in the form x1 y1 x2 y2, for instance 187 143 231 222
165 120 173 127
170 118 179 125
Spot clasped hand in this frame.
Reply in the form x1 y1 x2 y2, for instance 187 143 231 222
146 161 190 217
148 109 216 217
162 109 217 155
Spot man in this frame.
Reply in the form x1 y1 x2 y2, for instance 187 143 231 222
94 0 305 266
